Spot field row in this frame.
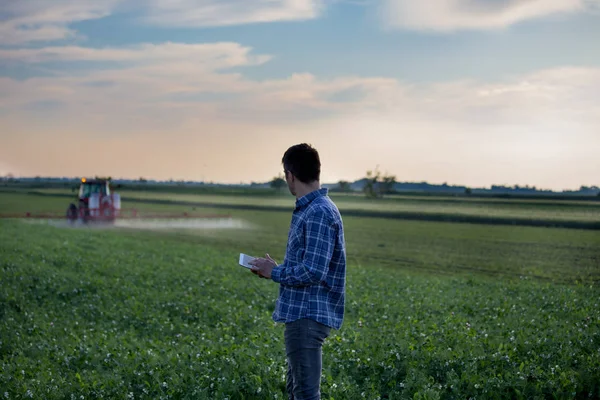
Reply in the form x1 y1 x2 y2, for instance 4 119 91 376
2 190 600 230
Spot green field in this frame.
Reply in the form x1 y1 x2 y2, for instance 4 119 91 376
3 188 600 232
1 190 599 399
22 188 600 222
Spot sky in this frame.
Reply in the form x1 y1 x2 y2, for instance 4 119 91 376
1 0 599 190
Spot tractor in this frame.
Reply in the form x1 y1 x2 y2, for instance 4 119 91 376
67 178 121 224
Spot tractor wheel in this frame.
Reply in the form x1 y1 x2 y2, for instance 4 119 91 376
66 203 78 223
79 201 90 223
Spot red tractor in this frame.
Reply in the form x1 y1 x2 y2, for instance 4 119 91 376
67 178 120 224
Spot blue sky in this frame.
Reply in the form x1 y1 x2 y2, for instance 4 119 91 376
90 6 600 80
1 0 599 190
6 1 600 82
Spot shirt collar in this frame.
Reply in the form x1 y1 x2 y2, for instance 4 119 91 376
295 187 328 210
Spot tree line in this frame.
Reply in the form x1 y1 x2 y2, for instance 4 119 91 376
270 166 397 198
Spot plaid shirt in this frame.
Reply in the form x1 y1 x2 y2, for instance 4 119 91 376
271 188 346 330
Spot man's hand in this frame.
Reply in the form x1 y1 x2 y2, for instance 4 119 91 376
249 253 277 279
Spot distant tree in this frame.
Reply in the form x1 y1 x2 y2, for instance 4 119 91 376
363 166 396 198
337 180 351 192
465 187 472 195
380 173 396 195
3 173 14 185
270 174 286 192
363 168 381 198
138 177 147 184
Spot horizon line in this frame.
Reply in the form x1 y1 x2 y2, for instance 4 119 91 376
4 175 599 194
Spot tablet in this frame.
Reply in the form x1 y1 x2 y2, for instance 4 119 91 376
239 253 256 269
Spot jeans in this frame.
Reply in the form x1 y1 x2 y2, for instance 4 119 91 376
284 318 331 400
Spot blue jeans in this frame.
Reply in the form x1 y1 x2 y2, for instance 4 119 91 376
284 318 331 400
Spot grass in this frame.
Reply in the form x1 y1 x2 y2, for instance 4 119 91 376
118 190 600 223
1 190 599 399
2 189 600 233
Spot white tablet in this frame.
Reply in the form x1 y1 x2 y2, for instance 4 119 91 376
238 253 256 269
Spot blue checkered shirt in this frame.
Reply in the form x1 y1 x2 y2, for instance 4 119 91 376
271 188 346 330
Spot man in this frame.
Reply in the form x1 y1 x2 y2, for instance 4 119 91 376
249 143 346 400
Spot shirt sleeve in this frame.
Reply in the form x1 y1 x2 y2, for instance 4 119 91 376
271 209 335 287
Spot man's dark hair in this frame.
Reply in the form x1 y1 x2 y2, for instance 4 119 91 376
282 143 321 184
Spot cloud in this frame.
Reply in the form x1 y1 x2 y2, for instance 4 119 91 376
0 0 326 44
2 38 599 134
0 42 272 135
0 0 119 44
2 0 596 46
140 0 325 27
0 40 399 126
381 0 594 31
0 42 271 69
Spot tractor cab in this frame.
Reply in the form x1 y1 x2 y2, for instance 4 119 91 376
78 178 111 201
